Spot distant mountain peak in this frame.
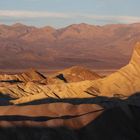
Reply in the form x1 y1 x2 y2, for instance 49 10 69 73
12 23 26 27
67 23 91 28
41 26 56 31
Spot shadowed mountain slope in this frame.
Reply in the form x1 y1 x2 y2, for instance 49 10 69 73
0 95 139 140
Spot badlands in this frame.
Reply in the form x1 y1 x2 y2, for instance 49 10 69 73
0 43 140 139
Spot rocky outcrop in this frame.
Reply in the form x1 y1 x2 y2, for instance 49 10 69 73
87 42 140 97
0 67 101 104
5 80 94 104
54 66 101 82
0 69 46 83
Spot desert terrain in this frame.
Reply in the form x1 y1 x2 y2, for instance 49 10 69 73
0 23 140 139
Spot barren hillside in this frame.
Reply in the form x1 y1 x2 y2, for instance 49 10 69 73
1 23 140 69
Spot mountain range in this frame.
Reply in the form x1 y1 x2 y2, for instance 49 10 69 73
1 23 140 70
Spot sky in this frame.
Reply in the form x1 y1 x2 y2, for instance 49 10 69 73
0 0 140 28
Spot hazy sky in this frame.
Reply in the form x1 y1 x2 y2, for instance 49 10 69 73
0 0 140 27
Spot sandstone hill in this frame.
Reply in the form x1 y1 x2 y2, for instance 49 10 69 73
54 66 101 82
87 42 140 97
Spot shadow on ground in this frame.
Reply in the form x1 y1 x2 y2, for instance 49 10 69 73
0 93 140 139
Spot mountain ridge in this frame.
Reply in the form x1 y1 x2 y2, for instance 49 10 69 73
1 23 140 69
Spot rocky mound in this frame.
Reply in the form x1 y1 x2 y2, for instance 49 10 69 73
54 66 101 82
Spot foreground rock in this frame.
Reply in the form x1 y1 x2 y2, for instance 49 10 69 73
6 81 94 104
0 103 103 128
0 99 139 140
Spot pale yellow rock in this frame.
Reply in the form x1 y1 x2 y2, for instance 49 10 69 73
0 77 95 104
87 42 140 97
10 80 94 104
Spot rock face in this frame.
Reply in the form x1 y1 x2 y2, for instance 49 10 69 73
87 42 140 97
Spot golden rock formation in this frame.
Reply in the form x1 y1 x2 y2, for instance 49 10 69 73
55 66 101 82
9 80 94 104
87 42 140 97
0 66 101 104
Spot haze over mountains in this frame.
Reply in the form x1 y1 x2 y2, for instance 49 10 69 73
1 23 140 70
